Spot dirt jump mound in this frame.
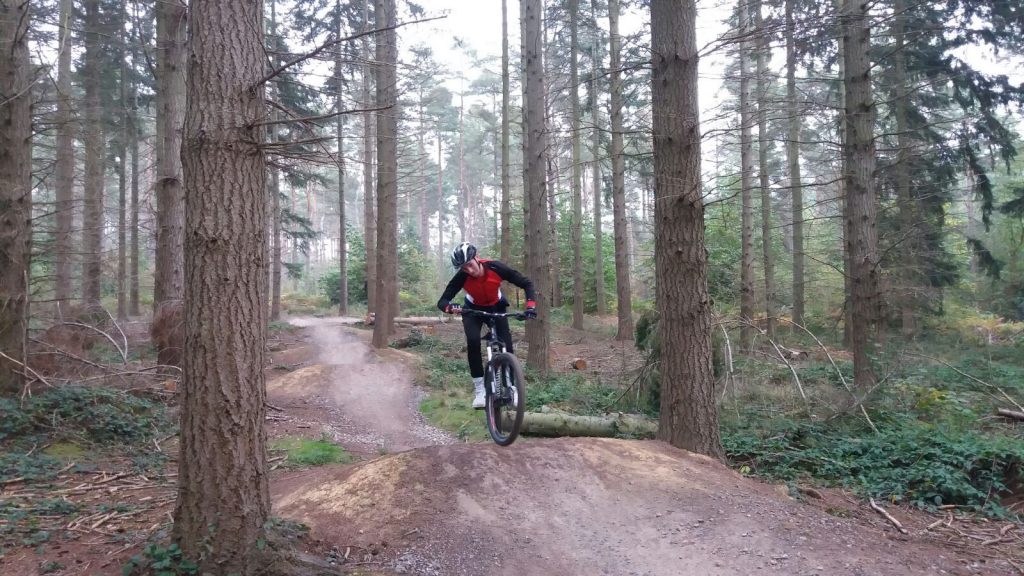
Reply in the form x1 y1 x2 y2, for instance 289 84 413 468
272 437 968 576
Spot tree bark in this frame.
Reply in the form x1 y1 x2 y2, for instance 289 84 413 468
892 0 916 337
841 0 879 389
128 8 141 318
117 37 129 321
0 0 32 396
836 0 852 348
738 0 755 350
755 0 776 341
458 91 467 240
268 0 282 321
54 0 75 307
129 79 141 316
547 150 561 307
362 0 377 313
82 0 105 309
336 0 348 316
173 0 270 570
523 0 551 373
437 132 445 277
570 0 585 329
608 0 633 341
650 0 723 460
372 0 398 347
270 158 282 319
501 0 512 264
785 0 804 329
153 0 186 365
418 99 431 255
591 0 606 317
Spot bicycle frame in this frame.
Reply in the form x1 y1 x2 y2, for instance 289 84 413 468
459 309 526 383
459 308 529 446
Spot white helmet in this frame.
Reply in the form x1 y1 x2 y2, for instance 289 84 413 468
451 242 477 269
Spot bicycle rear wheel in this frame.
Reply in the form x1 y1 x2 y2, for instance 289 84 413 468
484 352 525 446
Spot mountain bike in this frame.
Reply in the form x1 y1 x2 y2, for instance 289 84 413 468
461 309 528 446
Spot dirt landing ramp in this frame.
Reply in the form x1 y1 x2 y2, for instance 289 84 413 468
273 437 969 576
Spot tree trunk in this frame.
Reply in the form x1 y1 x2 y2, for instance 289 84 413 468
892 0 916 338
547 152 561 307
129 81 141 316
268 0 282 321
738 0 755 350
523 0 551 373
335 0 348 316
437 132 445 276
836 0 852 347
650 0 723 460
608 0 633 341
841 0 879 390
755 0 776 341
785 0 804 329
591 0 606 317
54 0 75 307
82 0 105 309
0 0 32 396
570 0 584 329
270 158 282 319
372 0 398 348
418 101 431 255
128 10 141 318
153 0 186 365
362 0 377 313
117 39 129 321
501 0 512 264
173 0 270 570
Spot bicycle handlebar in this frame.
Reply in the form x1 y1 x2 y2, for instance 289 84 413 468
456 308 529 320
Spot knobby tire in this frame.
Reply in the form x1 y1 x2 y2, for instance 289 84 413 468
485 352 525 446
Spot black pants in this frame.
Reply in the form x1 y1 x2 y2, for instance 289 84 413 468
463 303 514 378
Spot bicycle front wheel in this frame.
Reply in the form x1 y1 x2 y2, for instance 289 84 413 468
484 352 525 446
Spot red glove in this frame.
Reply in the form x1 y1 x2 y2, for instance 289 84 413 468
524 300 537 319
445 303 462 315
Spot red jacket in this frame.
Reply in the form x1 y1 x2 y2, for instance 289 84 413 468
437 260 535 310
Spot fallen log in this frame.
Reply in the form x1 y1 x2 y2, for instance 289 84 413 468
520 410 657 438
996 408 1024 421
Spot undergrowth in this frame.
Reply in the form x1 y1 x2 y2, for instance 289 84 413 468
720 337 1024 517
723 412 1024 516
0 386 168 446
0 386 172 557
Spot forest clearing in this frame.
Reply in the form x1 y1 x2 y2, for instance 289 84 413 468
2 0 1024 574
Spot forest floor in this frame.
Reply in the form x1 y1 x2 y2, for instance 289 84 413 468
267 317 1017 576
1 315 1021 575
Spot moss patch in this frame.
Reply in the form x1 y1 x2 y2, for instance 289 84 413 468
270 437 354 467
42 442 85 460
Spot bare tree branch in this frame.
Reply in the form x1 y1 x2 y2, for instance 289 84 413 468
254 15 446 89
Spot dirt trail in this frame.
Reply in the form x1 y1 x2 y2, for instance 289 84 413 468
268 319 1009 576
268 317 452 454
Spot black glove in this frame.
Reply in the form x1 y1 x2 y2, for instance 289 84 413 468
444 303 462 315
524 301 537 319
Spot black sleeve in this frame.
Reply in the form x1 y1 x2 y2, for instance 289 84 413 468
437 271 468 311
487 261 536 302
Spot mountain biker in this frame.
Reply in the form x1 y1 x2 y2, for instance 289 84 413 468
437 242 536 409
